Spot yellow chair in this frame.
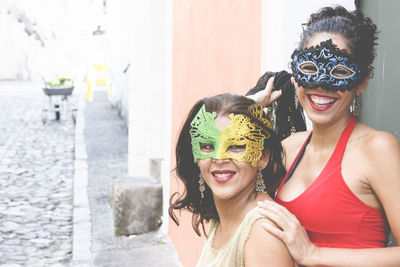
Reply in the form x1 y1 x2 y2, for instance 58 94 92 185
86 64 111 102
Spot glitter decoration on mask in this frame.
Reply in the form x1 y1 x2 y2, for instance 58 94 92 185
248 104 273 130
190 104 270 167
189 105 220 160
291 39 364 92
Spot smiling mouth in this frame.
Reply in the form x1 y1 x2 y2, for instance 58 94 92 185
308 94 337 110
212 170 236 183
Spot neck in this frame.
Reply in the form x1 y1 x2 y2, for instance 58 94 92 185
213 188 265 230
310 113 352 150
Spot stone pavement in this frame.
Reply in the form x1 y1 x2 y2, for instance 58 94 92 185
0 81 181 267
0 81 75 266
76 89 181 266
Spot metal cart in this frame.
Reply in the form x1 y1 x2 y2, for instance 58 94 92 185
42 82 77 124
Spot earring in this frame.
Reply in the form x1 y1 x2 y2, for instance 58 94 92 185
351 95 362 117
255 169 266 193
199 173 205 199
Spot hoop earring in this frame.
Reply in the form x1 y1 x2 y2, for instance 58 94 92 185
255 169 266 193
199 173 205 199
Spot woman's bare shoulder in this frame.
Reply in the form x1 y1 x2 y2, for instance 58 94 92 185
354 123 400 157
282 131 310 166
282 131 310 150
353 123 400 183
245 216 294 266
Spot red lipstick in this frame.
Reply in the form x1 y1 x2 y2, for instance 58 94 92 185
307 94 337 111
211 169 236 183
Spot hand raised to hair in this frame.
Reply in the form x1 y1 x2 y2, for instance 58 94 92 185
257 200 318 266
247 77 282 108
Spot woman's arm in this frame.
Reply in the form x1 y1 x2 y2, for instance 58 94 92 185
257 130 400 267
259 136 400 267
246 76 282 107
258 200 400 267
367 131 400 244
245 218 294 266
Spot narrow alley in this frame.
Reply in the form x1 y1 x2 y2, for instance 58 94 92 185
0 81 75 265
0 81 180 266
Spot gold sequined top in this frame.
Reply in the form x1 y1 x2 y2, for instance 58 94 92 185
196 207 263 267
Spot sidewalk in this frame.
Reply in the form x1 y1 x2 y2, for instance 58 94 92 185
73 89 181 267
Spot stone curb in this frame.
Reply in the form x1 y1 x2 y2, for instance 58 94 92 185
72 87 92 266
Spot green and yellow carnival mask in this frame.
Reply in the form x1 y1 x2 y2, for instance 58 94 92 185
189 104 272 167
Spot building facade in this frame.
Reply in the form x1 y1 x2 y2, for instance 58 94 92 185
106 0 399 266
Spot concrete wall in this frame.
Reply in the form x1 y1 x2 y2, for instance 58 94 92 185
106 0 174 241
0 0 84 81
107 0 173 180
127 0 172 180
107 0 133 121
169 1 262 266
359 0 400 141
0 13 33 80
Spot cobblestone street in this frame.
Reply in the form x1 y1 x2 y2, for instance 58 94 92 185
0 82 75 266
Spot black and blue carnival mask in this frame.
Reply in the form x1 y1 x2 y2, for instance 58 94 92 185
291 39 366 92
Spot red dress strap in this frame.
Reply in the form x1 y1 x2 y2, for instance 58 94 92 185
275 115 357 196
328 115 357 165
275 131 312 196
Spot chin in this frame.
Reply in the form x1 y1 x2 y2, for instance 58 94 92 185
307 111 337 126
211 187 241 201
213 192 236 201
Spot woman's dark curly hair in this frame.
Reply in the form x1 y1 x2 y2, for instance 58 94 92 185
169 93 286 236
299 5 378 78
247 71 306 140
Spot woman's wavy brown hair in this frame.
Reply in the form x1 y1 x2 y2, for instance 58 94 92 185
168 93 286 236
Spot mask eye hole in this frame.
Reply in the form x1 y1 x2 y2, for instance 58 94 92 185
200 143 214 154
330 64 356 79
227 145 246 156
298 61 318 75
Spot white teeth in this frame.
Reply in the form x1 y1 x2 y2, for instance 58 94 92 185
310 95 335 105
214 173 232 178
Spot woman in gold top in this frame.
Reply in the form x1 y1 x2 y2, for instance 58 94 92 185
169 94 294 266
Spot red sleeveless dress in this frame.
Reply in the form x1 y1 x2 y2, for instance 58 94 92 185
275 115 388 248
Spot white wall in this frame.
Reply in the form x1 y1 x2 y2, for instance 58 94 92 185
124 0 173 181
0 0 99 81
0 14 31 80
127 1 151 177
107 0 134 120
106 0 173 233
261 0 355 72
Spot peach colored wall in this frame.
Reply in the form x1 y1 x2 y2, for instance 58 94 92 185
170 1 262 266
